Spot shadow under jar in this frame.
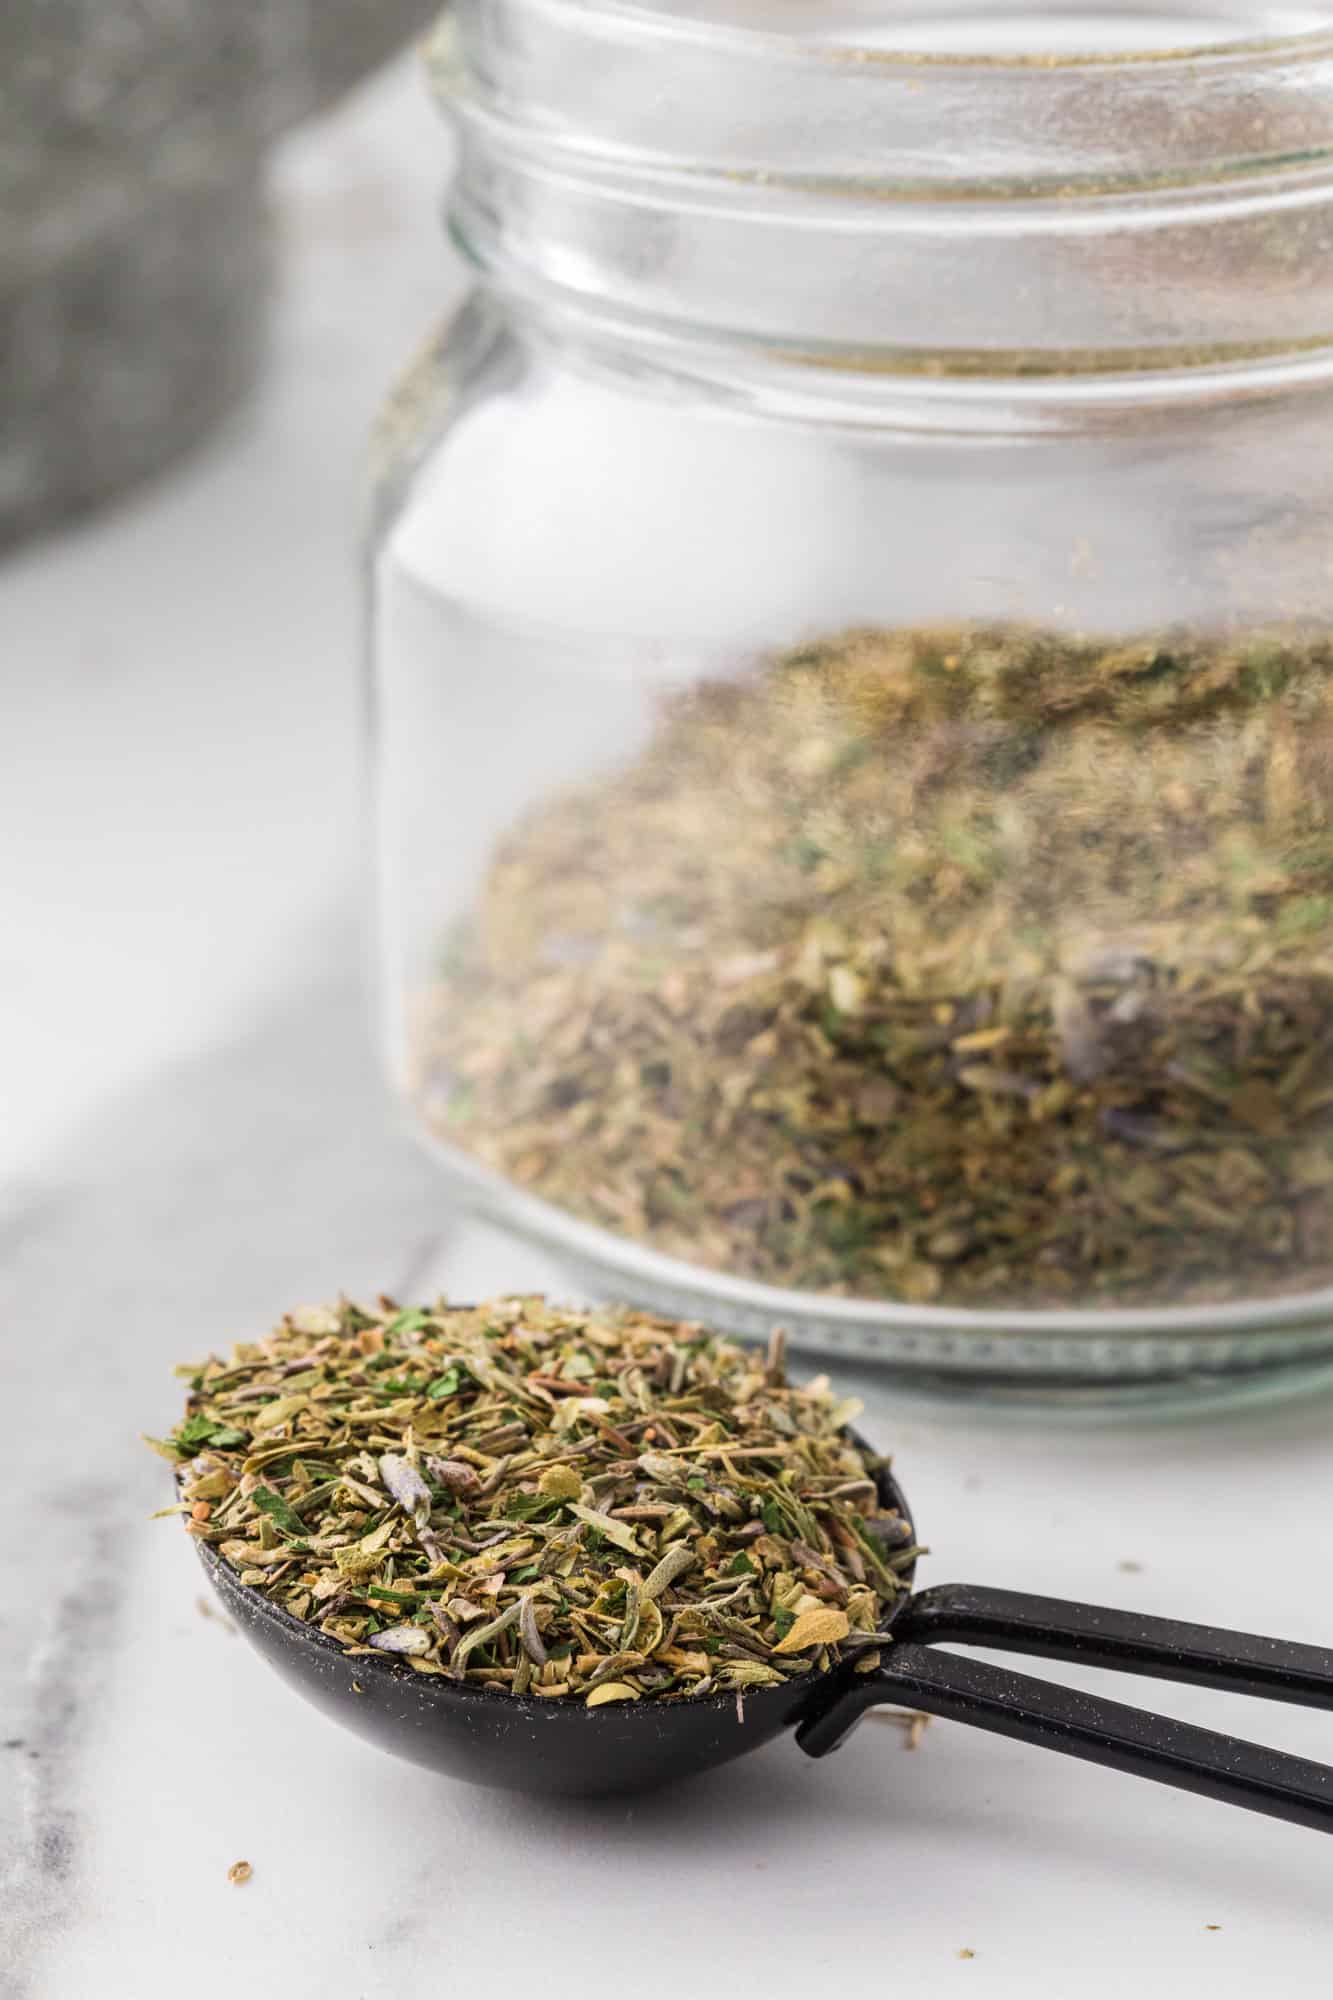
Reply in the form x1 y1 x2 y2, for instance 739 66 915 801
370 0 1333 1406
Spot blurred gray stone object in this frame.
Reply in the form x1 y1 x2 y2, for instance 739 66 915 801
1 0 440 548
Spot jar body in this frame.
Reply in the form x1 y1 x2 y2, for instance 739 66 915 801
372 6 1333 1401
371 299 1333 1398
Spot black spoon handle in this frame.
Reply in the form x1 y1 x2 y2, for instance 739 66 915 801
897 1582 1333 1707
796 1645 1333 1833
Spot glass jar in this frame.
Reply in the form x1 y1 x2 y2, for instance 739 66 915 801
370 0 1333 1405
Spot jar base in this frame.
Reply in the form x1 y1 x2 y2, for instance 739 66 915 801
418 1131 1333 1414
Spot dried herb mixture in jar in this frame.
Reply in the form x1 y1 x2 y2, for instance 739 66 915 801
415 624 1333 1309
152 1297 913 1700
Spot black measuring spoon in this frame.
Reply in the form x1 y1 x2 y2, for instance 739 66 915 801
193 1445 1333 1828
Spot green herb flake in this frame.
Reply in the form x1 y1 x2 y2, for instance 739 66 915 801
250 1485 307 1537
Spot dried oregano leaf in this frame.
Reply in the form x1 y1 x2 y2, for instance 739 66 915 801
369 1625 432 1657
567 1502 643 1555
249 1394 311 1435
773 1607 851 1656
157 1297 909 1702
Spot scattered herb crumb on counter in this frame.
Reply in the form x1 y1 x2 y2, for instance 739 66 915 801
416 623 1333 1310
149 1298 917 1702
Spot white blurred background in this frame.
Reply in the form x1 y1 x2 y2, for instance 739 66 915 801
0 56 461 1186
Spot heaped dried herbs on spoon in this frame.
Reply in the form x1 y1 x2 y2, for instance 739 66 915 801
149 1297 916 1702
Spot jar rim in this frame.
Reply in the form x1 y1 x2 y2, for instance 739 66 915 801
438 0 1333 195
437 0 1333 373
474 0 1333 74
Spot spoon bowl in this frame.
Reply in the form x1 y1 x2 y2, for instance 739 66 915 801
193 1448 915 1797
191 1422 1333 1830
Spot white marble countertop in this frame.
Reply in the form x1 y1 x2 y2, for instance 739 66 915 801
6 57 1333 2000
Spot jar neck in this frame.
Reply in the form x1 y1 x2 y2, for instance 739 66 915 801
436 0 1333 380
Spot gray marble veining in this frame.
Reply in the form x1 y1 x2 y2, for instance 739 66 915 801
0 933 445 1992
